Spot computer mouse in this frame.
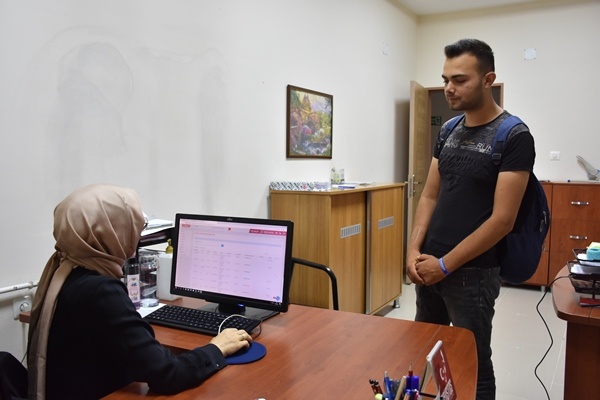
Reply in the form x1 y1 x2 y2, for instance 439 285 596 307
233 342 252 356
225 341 266 364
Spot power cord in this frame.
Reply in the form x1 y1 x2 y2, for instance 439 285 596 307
534 275 569 400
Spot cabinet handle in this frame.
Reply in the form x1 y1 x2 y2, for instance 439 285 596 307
570 201 590 206
569 235 588 240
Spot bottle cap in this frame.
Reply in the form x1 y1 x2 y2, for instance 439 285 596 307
125 258 139 275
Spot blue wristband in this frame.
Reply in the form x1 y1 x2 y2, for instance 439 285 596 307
438 257 450 275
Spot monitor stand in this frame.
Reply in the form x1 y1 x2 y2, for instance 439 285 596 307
197 302 279 321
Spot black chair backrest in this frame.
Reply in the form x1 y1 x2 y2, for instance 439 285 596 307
291 257 339 311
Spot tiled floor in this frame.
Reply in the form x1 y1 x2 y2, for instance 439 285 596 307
383 283 566 400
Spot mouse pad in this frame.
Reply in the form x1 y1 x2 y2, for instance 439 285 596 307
225 342 267 365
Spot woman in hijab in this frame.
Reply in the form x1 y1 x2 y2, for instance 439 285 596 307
27 184 251 400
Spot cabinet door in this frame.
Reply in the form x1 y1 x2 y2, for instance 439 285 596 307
367 187 404 314
330 192 367 313
270 193 335 309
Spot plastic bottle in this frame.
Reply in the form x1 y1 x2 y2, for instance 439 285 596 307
157 239 180 301
125 257 141 309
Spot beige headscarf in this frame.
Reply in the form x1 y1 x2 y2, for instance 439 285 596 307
27 184 145 400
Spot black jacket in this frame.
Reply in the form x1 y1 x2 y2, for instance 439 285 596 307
45 267 226 399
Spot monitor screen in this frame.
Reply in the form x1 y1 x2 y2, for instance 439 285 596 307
170 213 294 320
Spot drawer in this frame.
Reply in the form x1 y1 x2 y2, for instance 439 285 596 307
549 219 600 280
549 219 600 255
551 185 600 220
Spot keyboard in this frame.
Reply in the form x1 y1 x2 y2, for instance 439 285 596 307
143 305 261 336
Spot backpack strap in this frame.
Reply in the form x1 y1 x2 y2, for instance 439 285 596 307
438 114 527 164
436 114 464 154
491 115 526 165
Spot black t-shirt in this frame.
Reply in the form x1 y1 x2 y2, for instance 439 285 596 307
46 267 227 400
422 111 535 269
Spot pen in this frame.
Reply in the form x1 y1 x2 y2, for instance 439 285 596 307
384 371 394 398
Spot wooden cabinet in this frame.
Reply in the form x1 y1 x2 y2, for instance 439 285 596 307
526 182 600 286
269 183 404 314
548 183 600 282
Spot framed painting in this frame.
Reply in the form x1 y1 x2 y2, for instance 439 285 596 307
286 85 333 159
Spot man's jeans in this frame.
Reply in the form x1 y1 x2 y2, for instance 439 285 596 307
415 266 502 400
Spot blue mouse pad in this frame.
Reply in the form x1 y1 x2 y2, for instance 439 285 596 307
225 342 267 365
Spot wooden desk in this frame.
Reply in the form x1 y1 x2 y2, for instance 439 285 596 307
552 266 600 399
101 298 476 399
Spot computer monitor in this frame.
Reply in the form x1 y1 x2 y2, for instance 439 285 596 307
170 213 294 320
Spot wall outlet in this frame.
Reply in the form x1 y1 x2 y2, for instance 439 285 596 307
13 295 32 320
550 151 560 161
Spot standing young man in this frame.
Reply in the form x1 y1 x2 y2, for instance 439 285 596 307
406 39 536 399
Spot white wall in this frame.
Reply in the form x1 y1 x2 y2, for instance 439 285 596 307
4 0 599 361
0 0 416 358
415 0 600 181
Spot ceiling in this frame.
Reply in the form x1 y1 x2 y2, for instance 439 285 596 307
396 0 551 16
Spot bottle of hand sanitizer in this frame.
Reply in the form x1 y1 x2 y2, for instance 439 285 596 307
157 239 180 301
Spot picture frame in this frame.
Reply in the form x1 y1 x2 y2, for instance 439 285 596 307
286 85 333 159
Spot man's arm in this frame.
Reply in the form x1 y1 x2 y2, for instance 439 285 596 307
406 158 441 284
413 170 529 285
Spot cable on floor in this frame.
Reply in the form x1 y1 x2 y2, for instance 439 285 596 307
534 275 569 400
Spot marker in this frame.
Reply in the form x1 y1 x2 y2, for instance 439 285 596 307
371 379 383 394
405 364 414 390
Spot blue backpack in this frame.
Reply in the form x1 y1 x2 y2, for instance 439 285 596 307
438 114 550 284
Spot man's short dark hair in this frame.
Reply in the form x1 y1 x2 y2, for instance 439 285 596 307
444 39 495 74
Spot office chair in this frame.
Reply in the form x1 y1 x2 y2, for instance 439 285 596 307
0 352 27 400
291 257 339 311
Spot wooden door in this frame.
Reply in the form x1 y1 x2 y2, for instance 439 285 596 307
407 81 431 243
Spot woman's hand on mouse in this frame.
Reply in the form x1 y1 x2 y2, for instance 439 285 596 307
210 328 252 356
